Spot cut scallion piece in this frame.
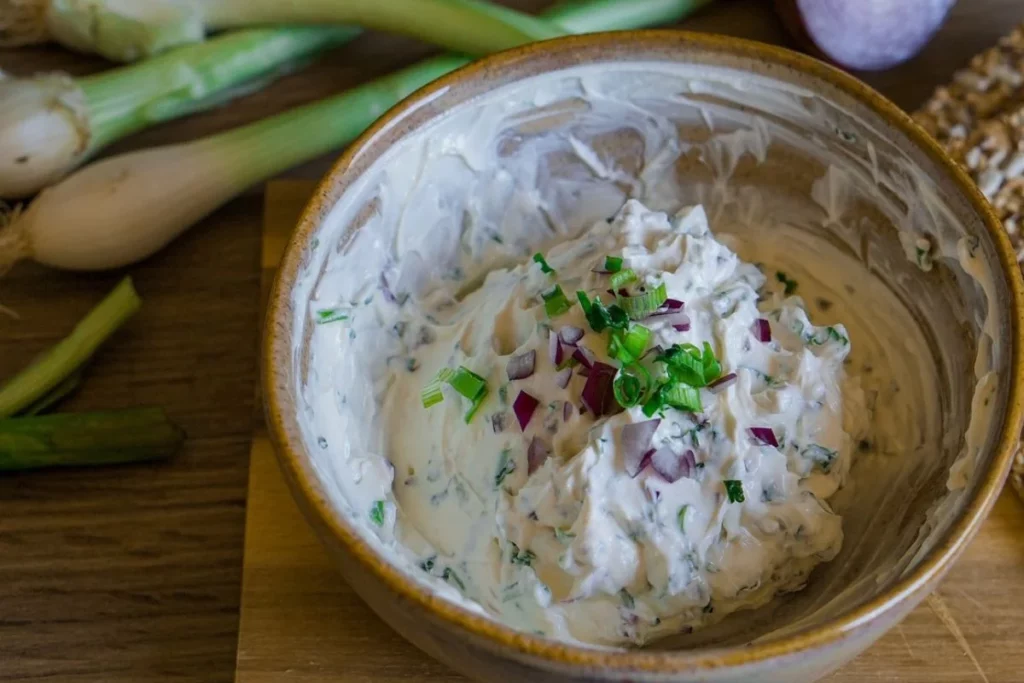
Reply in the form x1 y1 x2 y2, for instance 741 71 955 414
613 363 652 408
661 383 702 412
609 324 651 364
421 367 455 408
609 268 637 290
542 285 572 318
448 366 488 401
724 479 745 503
603 256 623 273
464 387 489 424
620 282 667 319
532 252 556 275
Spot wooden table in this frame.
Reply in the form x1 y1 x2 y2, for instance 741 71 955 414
1 1 1021 681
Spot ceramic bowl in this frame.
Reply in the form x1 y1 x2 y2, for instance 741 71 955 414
264 31 1024 683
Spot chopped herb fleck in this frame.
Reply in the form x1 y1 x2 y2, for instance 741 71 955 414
826 326 849 345
533 252 556 275
494 448 516 488
510 542 537 567
420 556 435 573
775 271 798 296
316 308 349 324
724 480 745 503
619 588 635 609
554 527 576 543
369 500 385 526
803 444 838 472
677 504 691 534
317 436 328 449
442 567 465 591
406 357 420 372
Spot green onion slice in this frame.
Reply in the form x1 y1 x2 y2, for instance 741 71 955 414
421 368 455 407
533 252 556 275
464 387 489 424
603 256 623 273
613 363 653 408
542 285 572 318
661 383 702 412
609 268 637 290
448 366 488 401
608 324 651 364
724 479 745 503
620 282 667 319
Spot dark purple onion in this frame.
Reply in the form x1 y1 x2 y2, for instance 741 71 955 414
554 367 572 389
647 299 685 317
749 426 779 447
752 318 772 343
650 447 696 483
580 362 617 416
672 323 691 332
572 345 596 369
379 273 398 304
708 372 737 393
506 350 536 380
527 437 551 474
513 391 540 431
549 332 563 366
563 401 573 421
559 326 585 345
622 419 661 477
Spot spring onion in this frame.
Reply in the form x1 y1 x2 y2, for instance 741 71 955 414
0 407 184 471
661 383 702 412
612 363 652 408
0 26 357 199
0 277 140 418
420 368 454 408
3 0 563 62
577 291 629 333
602 255 623 273
620 282 668 319
0 0 714 272
608 324 651 364
724 479 745 503
532 252 556 275
609 268 637 290
542 285 572 318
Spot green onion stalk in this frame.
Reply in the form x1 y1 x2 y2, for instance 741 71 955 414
1 0 564 62
0 25 358 199
0 0 714 273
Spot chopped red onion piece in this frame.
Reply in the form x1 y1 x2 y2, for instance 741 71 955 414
513 391 540 431
672 323 691 332
506 350 536 380
527 437 551 474
554 367 572 389
549 332 563 366
563 401 573 421
622 419 661 477
650 447 696 482
559 326 585 345
749 426 779 447
752 318 772 343
647 299 685 317
708 372 737 393
379 273 398 304
576 366 590 378
572 345 595 369
580 362 617 416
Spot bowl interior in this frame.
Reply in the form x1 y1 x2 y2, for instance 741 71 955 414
276 35 1017 651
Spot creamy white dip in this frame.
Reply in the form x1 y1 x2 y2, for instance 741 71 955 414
292 61 1008 650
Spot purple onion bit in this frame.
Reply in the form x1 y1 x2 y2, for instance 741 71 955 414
622 419 661 477
581 362 617 417
749 426 779 448
554 367 572 389
752 318 772 343
647 299 685 317
572 345 596 369
708 372 737 394
650 448 696 483
549 332 564 366
563 401 573 421
527 437 552 474
513 391 540 431
559 326 585 345
506 350 536 380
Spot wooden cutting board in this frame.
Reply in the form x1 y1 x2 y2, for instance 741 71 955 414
234 180 1024 683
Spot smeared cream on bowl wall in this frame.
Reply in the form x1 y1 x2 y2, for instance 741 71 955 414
289 62 1007 649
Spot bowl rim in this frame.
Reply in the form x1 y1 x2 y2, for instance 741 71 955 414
264 29 1024 673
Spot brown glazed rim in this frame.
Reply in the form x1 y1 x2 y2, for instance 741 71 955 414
265 31 1024 673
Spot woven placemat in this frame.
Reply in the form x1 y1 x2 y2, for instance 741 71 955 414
913 24 1024 499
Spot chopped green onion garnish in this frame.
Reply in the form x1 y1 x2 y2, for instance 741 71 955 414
369 500 385 526
421 367 455 407
642 390 665 418
316 308 349 324
701 342 722 383
656 341 721 387
464 387 489 424
661 383 702 412
620 282 667 320
576 291 628 332
533 252 556 275
724 480 745 503
613 363 652 408
609 324 651 364
603 256 623 273
542 285 572 318
448 366 488 401
609 268 637 290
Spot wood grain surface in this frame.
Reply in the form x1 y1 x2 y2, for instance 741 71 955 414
2 1 1023 681
237 181 1024 683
